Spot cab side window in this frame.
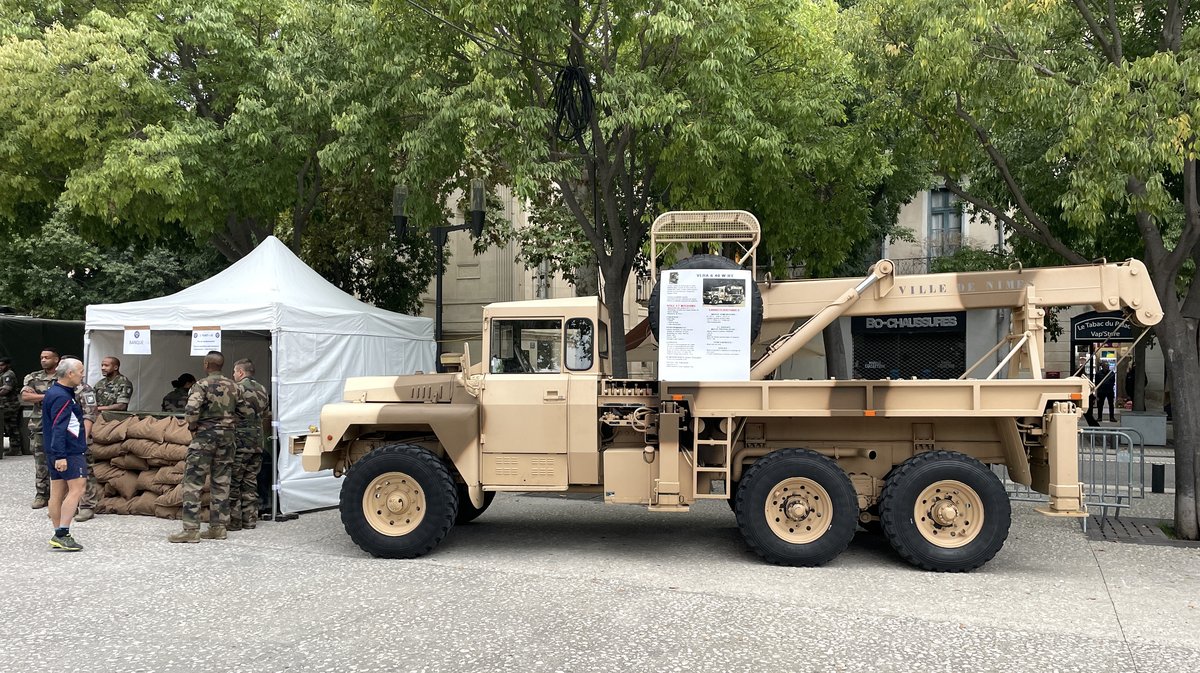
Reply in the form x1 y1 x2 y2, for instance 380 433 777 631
565 318 594 371
489 319 563 374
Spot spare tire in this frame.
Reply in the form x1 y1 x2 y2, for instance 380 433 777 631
648 254 764 342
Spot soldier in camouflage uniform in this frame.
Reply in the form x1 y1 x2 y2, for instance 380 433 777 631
21 348 60 508
161 373 196 412
72 374 100 523
168 351 250 543
0 356 21 457
229 359 270 530
94 356 133 412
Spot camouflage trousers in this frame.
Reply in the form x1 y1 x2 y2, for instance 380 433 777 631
1 406 19 455
181 428 236 530
29 430 48 499
80 445 101 510
228 427 263 527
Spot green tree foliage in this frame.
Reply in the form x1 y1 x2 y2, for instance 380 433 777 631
0 210 226 319
375 0 920 376
854 0 1200 538
0 1 438 314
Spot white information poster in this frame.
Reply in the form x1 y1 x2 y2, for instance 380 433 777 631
122 326 152 355
658 269 752 381
190 326 222 356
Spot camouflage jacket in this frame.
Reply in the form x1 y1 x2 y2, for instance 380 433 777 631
184 373 249 432
235 377 270 429
162 387 190 412
0 368 19 409
22 369 56 428
94 373 133 408
74 382 97 423
75 382 98 443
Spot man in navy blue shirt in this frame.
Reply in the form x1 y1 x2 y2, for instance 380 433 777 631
41 358 88 551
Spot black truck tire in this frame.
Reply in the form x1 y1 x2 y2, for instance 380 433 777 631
340 444 458 559
878 450 1011 572
735 448 859 566
455 487 496 524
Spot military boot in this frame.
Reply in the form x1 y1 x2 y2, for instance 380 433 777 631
227 521 242 532
199 525 227 540
168 528 201 543
31 496 48 509
74 508 95 522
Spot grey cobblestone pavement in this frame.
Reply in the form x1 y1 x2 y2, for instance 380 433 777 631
1 454 1197 673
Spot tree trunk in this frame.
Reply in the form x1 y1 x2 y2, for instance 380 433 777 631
1155 308 1200 540
602 263 630 378
822 321 849 379
1133 333 1147 412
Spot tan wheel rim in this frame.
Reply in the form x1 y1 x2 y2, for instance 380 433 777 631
362 471 426 536
764 477 833 544
914 479 984 548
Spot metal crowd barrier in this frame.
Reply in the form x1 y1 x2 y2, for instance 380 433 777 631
991 427 1145 532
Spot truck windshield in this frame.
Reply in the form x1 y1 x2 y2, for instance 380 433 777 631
489 319 562 373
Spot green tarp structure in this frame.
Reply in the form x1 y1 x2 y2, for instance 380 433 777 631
0 315 85 378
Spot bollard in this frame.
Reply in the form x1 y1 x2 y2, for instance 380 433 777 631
1151 463 1166 494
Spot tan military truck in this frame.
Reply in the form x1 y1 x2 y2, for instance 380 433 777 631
295 211 1163 571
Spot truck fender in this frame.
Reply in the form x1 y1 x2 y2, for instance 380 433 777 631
307 402 481 506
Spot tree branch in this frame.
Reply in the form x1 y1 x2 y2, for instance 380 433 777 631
1160 158 1200 274
1125 176 1177 298
983 26 1082 86
556 172 607 265
1162 0 1185 53
1104 0 1123 62
1069 0 1120 65
940 175 1087 264
952 96 1082 261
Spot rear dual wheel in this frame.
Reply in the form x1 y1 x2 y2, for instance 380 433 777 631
879 451 1010 572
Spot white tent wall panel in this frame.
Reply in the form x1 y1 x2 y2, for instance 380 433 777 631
274 330 435 512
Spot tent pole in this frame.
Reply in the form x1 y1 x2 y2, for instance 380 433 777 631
270 330 281 520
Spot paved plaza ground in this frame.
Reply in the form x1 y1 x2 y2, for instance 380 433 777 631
1 453 1197 673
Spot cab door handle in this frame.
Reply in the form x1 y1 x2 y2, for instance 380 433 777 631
543 390 566 401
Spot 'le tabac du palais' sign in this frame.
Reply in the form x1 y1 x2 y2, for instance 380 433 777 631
1071 311 1132 344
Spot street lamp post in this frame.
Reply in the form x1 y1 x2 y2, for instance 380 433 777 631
394 179 487 372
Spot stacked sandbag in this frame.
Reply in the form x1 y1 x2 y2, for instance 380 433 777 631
90 414 206 521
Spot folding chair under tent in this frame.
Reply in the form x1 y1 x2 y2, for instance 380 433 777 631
83 236 435 513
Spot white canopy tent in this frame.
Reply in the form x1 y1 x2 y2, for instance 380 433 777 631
84 236 435 512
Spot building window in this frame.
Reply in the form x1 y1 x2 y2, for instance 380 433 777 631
929 188 962 258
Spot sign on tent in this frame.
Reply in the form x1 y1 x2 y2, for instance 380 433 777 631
123 326 152 355
190 326 222 356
